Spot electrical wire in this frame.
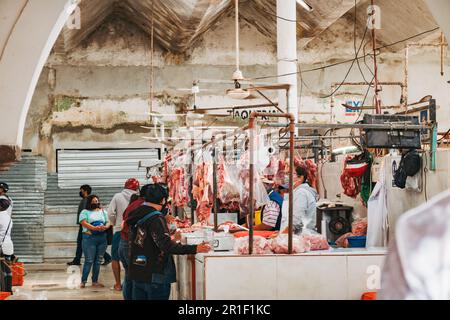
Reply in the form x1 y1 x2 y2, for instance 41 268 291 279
251 27 440 80
307 23 369 99
258 7 297 23
354 0 371 84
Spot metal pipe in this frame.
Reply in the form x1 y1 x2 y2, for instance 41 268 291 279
262 123 433 130
212 146 218 232
404 46 409 112
249 112 295 254
370 0 381 114
441 32 445 77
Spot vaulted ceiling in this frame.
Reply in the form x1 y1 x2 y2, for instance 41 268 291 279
56 0 439 54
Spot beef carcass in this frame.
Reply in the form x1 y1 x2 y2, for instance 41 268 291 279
169 167 190 207
270 234 309 254
192 162 213 223
233 236 273 255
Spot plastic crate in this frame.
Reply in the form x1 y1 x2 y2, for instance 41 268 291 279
0 292 11 300
347 236 366 248
11 263 25 287
361 292 377 300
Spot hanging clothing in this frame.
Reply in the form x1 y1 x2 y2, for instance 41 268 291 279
366 159 389 248
379 188 450 299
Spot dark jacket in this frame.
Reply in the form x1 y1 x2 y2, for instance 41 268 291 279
127 205 197 283
77 198 87 225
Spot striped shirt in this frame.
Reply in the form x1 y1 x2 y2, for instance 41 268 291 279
262 200 281 228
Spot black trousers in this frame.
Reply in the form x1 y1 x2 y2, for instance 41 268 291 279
0 257 12 293
73 225 111 263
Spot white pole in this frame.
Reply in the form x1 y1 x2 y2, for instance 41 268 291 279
277 0 298 123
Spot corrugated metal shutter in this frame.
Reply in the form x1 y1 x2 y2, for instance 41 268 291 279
44 174 123 262
57 149 160 188
0 154 47 263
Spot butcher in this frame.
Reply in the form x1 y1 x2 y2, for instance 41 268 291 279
280 166 318 235
253 178 288 231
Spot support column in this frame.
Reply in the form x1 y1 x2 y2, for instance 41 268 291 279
0 0 76 158
277 0 298 123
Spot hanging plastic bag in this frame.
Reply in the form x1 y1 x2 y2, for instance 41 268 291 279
218 155 241 204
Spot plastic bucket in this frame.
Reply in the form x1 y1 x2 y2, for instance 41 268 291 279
347 236 366 248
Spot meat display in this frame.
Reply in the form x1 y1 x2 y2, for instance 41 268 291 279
335 218 368 248
270 234 309 254
174 217 191 229
192 162 213 223
301 231 330 251
217 221 245 232
233 236 273 255
168 167 190 207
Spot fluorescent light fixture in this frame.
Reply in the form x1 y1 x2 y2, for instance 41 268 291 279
226 88 250 100
296 0 313 12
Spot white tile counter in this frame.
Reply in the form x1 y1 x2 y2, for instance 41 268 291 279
176 248 387 300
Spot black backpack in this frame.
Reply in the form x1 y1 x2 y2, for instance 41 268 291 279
394 150 421 189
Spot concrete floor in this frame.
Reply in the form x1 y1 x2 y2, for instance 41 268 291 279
9 263 124 300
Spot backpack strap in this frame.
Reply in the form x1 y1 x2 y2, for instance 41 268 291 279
136 210 162 227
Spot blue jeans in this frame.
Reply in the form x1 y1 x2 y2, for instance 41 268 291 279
132 281 171 300
111 232 121 261
81 233 107 283
118 238 132 300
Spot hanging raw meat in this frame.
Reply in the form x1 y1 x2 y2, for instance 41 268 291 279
168 167 190 207
192 162 213 223
274 159 286 185
237 151 269 219
217 156 240 204
293 156 318 189
263 156 278 178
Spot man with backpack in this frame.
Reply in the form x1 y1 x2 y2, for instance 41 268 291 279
108 178 140 291
127 183 210 300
